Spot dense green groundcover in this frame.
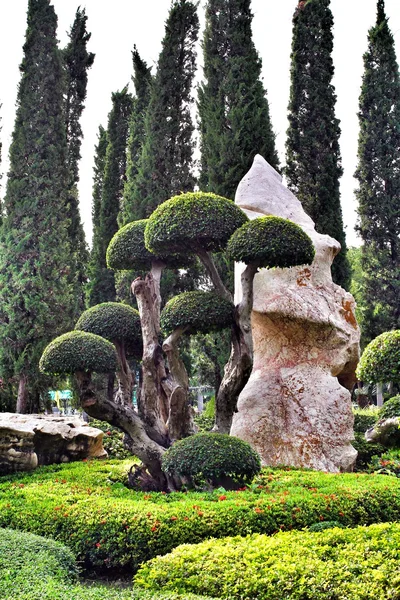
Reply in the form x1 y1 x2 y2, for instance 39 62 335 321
135 523 400 599
0 528 214 600
2 460 400 574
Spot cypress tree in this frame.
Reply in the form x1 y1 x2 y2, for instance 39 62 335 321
119 47 152 226
62 8 95 314
129 0 199 219
0 0 74 412
198 0 279 199
285 0 350 289
355 0 400 342
87 88 132 306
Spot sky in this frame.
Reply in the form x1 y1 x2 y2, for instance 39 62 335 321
0 0 399 248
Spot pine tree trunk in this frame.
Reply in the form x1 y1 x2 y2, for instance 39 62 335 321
16 374 28 414
215 264 257 432
132 262 170 442
76 371 168 490
162 327 195 441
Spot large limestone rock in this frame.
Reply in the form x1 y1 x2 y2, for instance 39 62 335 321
0 414 107 475
230 156 359 472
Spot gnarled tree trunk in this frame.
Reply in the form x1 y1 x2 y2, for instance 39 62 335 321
16 374 28 414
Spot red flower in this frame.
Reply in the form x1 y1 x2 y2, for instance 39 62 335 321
95 543 101 548
218 495 227 501
170 516 178 521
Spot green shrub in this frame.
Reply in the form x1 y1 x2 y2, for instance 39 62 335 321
161 433 261 489
307 520 345 532
89 419 133 460
145 192 248 255
357 330 400 383
353 406 380 434
0 527 214 600
39 331 118 375
3 460 400 574
380 395 400 419
353 432 386 471
370 449 400 477
75 302 142 359
161 292 234 335
193 413 214 433
135 523 400 599
106 219 190 272
227 216 315 268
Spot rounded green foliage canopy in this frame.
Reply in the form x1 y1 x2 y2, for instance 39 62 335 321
227 216 315 268
75 302 142 359
40 331 117 375
106 219 191 272
357 330 400 384
145 191 248 254
161 291 234 335
161 432 261 488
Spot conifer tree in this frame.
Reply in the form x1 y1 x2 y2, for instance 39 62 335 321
129 0 199 219
355 0 400 342
285 0 350 289
87 89 132 306
119 47 152 226
0 0 74 412
62 8 95 313
198 0 279 199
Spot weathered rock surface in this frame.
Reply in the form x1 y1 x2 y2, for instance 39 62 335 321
365 418 400 447
0 414 107 474
230 156 359 472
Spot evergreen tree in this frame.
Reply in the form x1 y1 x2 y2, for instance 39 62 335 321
285 0 350 289
63 8 95 314
355 0 400 342
0 0 74 412
198 0 279 199
87 89 132 306
119 47 152 226
129 0 199 219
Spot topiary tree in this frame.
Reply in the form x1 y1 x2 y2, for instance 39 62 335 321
75 302 142 404
161 432 261 490
357 330 400 407
41 191 314 490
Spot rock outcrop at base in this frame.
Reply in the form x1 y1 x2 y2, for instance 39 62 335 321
0 414 107 475
230 156 359 472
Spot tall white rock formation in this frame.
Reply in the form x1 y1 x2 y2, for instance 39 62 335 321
230 156 359 472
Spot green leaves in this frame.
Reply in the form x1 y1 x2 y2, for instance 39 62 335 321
356 330 400 383
145 192 248 255
39 331 117 375
161 291 234 335
227 216 315 268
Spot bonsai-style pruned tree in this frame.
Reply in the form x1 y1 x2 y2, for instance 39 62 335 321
356 330 400 407
75 302 142 405
41 191 314 490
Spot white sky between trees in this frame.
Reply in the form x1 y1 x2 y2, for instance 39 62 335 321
0 1 399 247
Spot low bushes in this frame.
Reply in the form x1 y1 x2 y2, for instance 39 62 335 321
135 522 400 599
0 527 215 600
2 460 400 573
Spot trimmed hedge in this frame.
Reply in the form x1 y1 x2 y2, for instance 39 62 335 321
161 292 234 335
75 302 142 359
161 433 261 488
145 192 248 254
227 216 315 268
106 219 191 272
39 331 118 375
3 460 400 574
380 395 400 420
135 523 400 599
0 528 213 600
357 330 400 383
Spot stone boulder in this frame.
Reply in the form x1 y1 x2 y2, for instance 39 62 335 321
230 156 360 472
0 414 107 475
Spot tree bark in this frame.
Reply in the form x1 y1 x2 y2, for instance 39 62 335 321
114 342 134 405
76 371 168 490
163 327 195 441
197 248 233 303
16 374 28 414
215 263 258 432
132 262 170 442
